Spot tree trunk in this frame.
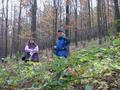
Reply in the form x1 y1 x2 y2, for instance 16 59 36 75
114 0 120 32
87 0 92 41
5 0 9 57
88 0 91 30
65 0 70 37
97 0 102 44
31 0 37 39
52 0 58 56
10 0 13 56
59 0 62 27
75 0 78 47
1 0 5 57
12 5 16 55
17 0 22 52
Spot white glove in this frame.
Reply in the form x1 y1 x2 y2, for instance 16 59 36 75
30 52 34 56
54 46 56 49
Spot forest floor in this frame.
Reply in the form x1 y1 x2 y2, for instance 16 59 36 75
0 35 119 90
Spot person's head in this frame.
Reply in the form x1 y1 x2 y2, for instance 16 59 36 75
57 29 65 37
28 39 36 48
29 39 35 44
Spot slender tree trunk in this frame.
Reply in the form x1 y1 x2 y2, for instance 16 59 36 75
114 0 120 32
1 0 5 56
17 0 22 52
5 0 9 57
87 0 92 41
90 0 95 40
65 0 70 37
31 0 37 39
55 4 58 40
75 0 78 47
10 0 13 56
102 0 108 37
52 0 58 57
107 0 110 28
91 0 94 28
97 0 102 44
53 0 57 43
59 0 62 27
66 0 71 55
12 5 16 55
88 0 91 30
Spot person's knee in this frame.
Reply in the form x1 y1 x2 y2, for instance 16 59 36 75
22 52 31 61
31 53 39 62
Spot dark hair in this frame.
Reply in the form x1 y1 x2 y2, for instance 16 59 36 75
28 40 37 49
57 29 64 32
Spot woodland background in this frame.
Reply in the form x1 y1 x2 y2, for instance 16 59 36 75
0 0 119 57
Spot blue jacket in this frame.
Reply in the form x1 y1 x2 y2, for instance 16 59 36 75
55 36 70 58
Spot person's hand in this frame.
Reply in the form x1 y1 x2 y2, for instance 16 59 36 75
30 49 33 52
31 49 36 53
54 46 56 49
30 52 33 56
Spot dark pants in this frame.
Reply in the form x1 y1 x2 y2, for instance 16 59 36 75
22 52 39 62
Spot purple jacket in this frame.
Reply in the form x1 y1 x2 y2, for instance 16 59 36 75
25 45 39 53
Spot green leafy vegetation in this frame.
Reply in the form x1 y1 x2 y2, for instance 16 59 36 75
0 35 120 90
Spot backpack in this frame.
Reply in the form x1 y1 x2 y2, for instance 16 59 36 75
64 37 70 46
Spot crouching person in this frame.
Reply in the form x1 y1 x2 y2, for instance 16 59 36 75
22 39 39 62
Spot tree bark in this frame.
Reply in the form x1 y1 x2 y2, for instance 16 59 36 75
75 0 78 47
31 0 37 39
12 5 16 55
5 0 9 57
114 0 120 32
97 0 102 44
65 0 70 37
1 0 5 56
17 0 22 52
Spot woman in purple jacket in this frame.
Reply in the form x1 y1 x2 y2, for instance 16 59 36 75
22 39 39 62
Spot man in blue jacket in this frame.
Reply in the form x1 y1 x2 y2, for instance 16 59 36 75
54 29 70 58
